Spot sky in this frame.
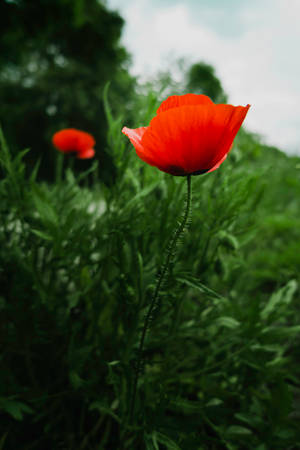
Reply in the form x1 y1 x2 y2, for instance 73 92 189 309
108 0 300 155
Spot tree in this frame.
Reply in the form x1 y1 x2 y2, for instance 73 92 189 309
0 0 135 181
185 61 227 102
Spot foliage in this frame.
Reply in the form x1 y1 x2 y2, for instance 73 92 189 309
186 61 227 102
0 84 300 450
137 59 227 107
0 0 135 181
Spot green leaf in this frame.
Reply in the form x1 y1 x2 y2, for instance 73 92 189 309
106 361 122 397
0 398 34 421
122 181 158 212
32 185 59 227
144 432 159 450
31 229 53 241
171 398 203 414
29 158 41 183
217 230 239 251
89 401 120 423
76 160 98 182
260 279 298 320
103 82 113 127
14 148 30 166
206 398 223 407
176 275 225 300
250 343 281 353
234 412 262 427
226 425 252 436
0 127 12 170
261 325 300 339
69 371 85 390
154 431 182 450
65 168 76 184
215 316 240 329
0 432 8 450
266 356 287 368
275 429 294 439
270 378 292 421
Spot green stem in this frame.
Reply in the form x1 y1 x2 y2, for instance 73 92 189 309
129 174 192 423
69 155 75 173
55 152 64 184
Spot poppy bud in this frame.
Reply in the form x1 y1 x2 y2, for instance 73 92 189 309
52 128 95 159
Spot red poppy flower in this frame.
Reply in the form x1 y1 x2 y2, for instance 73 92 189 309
52 128 95 159
122 94 250 176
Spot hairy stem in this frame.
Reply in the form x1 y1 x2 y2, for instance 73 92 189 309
129 174 192 423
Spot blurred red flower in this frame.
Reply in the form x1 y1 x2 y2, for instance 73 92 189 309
122 94 250 176
52 128 95 159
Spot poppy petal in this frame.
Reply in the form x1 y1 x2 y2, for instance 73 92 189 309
141 103 249 175
122 126 147 153
76 131 95 152
141 105 213 174
122 126 159 167
206 153 228 173
52 129 78 153
52 129 95 154
122 94 249 176
203 104 250 170
157 93 213 114
77 148 95 159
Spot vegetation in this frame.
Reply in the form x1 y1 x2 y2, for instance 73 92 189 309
0 0 135 181
0 87 300 448
1 1 300 448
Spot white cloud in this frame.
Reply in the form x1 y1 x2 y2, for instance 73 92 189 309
109 0 300 154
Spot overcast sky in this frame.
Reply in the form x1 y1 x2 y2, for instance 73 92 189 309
108 0 300 155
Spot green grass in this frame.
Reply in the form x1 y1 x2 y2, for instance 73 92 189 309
0 91 300 449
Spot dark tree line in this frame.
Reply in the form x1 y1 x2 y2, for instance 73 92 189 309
0 0 135 181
